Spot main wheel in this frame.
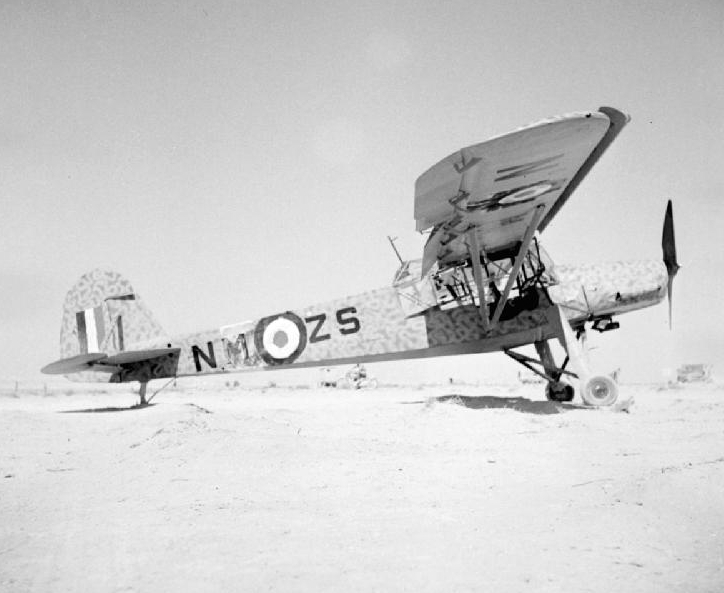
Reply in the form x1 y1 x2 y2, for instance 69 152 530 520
581 375 619 406
545 381 575 402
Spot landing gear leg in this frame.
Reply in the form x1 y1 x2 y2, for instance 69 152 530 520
551 305 619 406
504 344 575 402
534 340 574 402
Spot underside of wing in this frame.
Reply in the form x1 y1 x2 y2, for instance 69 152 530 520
415 107 629 275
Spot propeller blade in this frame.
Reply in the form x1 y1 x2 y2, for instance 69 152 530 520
661 200 679 329
662 200 679 277
667 274 674 329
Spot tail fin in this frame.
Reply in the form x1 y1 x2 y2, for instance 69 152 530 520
59 269 165 360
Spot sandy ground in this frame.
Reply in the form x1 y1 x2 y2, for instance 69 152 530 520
1 381 723 592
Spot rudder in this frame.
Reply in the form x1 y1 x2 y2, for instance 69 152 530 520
59 269 165 360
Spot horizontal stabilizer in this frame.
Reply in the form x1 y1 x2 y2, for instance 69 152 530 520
41 348 180 375
41 353 110 375
103 348 179 365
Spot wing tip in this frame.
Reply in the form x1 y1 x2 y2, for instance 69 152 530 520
597 106 631 126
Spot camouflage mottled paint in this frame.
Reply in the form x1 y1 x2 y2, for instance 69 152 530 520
424 304 550 348
550 260 668 320
59 269 165 359
58 269 167 382
54 257 667 384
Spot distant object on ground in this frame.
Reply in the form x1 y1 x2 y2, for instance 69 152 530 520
319 365 378 389
518 370 544 385
677 364 713 383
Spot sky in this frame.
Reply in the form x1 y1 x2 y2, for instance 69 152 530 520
1 0 723 384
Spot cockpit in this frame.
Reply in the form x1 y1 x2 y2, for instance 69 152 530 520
392 237 558 319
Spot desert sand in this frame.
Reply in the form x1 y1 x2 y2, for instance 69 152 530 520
1 379 723 592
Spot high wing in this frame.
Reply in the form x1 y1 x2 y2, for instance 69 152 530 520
416 107 629 275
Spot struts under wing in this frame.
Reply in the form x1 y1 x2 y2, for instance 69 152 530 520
411 107 631 406
413 107 629 332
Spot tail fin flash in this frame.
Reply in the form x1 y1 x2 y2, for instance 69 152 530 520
59 269 165 360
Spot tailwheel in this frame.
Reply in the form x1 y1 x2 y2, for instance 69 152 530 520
581 375 619 407
545 381 575 403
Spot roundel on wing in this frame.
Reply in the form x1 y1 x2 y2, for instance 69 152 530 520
253 312 307 366
497 181 553 206
467 179 562 212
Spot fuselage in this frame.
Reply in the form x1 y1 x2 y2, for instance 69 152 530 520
551 259 668 321
110 255 668 384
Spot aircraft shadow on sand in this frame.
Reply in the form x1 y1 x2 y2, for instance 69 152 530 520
60 403 157 414
417 394 587 415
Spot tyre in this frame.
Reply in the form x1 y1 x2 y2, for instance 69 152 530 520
545 381 575 402
581 375 619 406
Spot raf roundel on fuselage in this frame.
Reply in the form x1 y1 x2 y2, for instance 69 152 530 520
253 312 308 365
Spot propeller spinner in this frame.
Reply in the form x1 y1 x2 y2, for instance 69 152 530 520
661 200 679 328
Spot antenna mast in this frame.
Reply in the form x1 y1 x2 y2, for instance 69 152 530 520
387 235 404 265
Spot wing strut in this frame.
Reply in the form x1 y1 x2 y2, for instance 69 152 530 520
490 204 546 327
467 229 490 331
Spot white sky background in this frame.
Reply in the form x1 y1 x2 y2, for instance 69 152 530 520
1 0 722 383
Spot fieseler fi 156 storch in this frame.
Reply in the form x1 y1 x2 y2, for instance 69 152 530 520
42 107 679 407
